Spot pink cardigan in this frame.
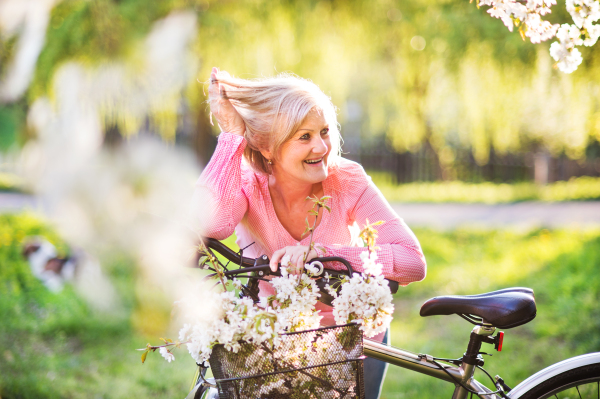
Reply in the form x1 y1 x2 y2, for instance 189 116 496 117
195 133 426 330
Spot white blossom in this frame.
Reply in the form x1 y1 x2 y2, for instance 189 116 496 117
331 250 394 338
567 0 600 28
159 347 175 362
481 0 559 42
523 13 559 43
280 254 292 267
550 23 585 73
304 262 320 275
582 19 600 45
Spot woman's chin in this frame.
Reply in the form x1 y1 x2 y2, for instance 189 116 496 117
303 167 328 184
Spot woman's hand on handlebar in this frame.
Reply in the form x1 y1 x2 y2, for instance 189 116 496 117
270 245 319 275
208 67 246 136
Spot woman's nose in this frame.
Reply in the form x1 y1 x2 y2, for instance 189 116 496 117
312 136 329 154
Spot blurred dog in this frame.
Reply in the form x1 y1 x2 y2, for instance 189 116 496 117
22 237 118 311
22 237 75 293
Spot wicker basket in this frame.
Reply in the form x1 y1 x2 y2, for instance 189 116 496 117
209 323 365 399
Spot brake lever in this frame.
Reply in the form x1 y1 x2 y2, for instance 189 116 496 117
224 264 281 278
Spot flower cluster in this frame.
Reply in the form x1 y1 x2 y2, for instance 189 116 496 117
175 263 323 366
268 265 323 331
479 0 559 43
326 251 395 338
477 0 600 73
178 286 284 365
550 0 600 72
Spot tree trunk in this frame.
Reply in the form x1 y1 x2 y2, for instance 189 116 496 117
534 150 550 185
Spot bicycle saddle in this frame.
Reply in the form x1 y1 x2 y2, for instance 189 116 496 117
419 287 537 329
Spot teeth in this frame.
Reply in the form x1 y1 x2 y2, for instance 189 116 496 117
305 158 322 164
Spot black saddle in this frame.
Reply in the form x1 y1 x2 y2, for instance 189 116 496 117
419 287 536 329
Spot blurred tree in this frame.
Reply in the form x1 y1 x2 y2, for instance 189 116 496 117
1 0 599 180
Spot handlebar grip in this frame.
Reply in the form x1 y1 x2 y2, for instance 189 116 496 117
201 237 256 267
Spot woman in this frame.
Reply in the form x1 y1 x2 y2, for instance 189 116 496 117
194 67 426 399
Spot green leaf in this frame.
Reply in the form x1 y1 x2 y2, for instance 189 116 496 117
141 351 148 363
198 255 209 269
324 205 331 213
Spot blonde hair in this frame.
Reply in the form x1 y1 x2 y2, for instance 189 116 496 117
213 73 341 175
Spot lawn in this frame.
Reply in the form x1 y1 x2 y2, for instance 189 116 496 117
0 212 598 398
381 227 600 398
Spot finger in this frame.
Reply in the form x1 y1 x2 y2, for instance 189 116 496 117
306 248 317 263
208 77 220 98
295 251 306 273
270 249 284 272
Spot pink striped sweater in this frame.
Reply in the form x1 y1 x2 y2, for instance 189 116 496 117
195 133 427 331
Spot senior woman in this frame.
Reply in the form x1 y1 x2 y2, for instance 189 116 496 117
195 67 426 399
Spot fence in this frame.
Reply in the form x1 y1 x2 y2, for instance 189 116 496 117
346 142 600 184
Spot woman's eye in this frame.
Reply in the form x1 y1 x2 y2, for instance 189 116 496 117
321 128 329 135
300 133 310 140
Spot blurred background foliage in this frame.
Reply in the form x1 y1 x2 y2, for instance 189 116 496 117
1 0 600 185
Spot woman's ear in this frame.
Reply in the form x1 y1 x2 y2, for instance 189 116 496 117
259 149 273 163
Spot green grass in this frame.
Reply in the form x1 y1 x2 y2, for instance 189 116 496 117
1 213 599 398
0 213 194 398
381 227 600 398
369 173 600 203
0 172 26 192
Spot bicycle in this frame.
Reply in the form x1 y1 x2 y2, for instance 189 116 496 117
186 238 600 399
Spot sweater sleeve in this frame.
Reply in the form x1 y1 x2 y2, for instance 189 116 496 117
322 171 427 285
191 133 250 240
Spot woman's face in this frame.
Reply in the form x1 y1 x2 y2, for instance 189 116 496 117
273 109 331 186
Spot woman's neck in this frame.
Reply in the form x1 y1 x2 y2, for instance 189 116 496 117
268 174 322 211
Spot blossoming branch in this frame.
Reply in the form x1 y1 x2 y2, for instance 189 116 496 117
476 0 600 72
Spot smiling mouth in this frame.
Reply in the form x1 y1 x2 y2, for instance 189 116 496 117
304 158 323 165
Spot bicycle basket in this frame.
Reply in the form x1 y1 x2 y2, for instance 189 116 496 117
209 323 365 399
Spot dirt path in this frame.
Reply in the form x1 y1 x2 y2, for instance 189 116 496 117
392 202 600 230
0 193 47 214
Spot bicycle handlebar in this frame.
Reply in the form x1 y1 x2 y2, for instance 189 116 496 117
201 237 355 277
198 237 398 305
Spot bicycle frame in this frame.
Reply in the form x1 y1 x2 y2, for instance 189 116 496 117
364 333 499 399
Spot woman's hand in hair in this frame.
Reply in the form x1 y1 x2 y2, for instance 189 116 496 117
209 67 246 136
270 245 319 275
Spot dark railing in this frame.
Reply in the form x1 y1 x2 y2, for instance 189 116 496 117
346 144 600 184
